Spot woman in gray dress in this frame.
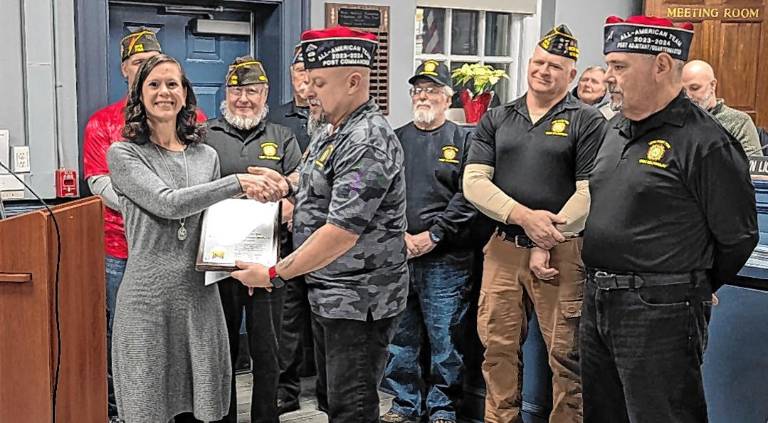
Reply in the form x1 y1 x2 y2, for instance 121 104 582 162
107 54 286 423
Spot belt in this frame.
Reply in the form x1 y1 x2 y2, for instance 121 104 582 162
496 228 536 248
496 227 582 249
587 268 709 289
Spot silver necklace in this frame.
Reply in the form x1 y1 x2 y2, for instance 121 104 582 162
153 143 190 241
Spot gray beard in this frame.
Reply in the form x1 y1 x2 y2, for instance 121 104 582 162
413 108 437 127
609 94 623 112
307 114 331 137
220 101 269 130
691 91 714 110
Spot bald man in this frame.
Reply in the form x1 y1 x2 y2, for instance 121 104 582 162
683 60 763 156
232 27 408 423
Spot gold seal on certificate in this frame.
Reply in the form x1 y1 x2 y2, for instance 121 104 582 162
196 199 280 271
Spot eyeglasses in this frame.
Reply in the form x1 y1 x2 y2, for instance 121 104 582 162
228 86 267 98
409 86 444 97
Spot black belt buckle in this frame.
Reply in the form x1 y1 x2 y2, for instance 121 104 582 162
593 270 636 289
513 235 535 249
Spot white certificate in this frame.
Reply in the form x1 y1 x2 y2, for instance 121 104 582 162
196 199 280 272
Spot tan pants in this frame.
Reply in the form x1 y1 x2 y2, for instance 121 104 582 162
478 234 584 423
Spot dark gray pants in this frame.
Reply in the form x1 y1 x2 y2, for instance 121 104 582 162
277 276 314 404
215 278 285 423
580 270 712 423
312 312 399 423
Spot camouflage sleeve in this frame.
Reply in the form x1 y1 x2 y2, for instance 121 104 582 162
327 143 398 235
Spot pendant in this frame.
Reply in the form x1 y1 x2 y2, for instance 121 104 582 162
177 225 188 241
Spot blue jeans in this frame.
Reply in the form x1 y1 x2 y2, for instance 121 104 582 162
105 255 126 417
382 250 473 422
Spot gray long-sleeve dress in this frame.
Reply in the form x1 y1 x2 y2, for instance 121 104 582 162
107 140 242 422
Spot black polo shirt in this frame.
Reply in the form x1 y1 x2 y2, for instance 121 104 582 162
396 120 477 248
205 116 302 176
467 92 606 233
582 92 758 288
268 100 311 152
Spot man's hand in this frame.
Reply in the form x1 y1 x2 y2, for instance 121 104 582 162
237 172 287 203
404 233 419 258
509 206 567 249
231 261 273 294
241 167 290 202
408 231 436 259
529 247 559 281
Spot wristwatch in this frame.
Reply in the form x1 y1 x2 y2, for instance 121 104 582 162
429 229 442 244
283 176 295 198
267 265 285 288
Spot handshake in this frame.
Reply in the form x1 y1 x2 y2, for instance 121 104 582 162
236 166 291 203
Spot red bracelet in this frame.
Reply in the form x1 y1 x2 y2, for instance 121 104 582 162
268 265 278 281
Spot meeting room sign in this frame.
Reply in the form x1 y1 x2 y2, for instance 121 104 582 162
665 6 762 21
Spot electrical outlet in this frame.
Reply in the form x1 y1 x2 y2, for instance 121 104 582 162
12 146 30 173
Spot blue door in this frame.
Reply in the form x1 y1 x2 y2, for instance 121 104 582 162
108 4 252 118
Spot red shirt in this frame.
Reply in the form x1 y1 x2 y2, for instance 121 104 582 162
83 98 207 258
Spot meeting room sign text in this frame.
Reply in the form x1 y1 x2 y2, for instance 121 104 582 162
666 6 763 21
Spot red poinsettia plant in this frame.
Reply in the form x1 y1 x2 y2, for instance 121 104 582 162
452 63 508 123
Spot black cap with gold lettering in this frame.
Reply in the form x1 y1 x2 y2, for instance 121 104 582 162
538 24 579 61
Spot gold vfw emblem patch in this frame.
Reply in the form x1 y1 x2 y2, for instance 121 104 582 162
259 142 280 160
315 144 334 168
229 75 239 85
134 43 145 53
439 146 460 164
421 60 439 76
639 140 671 169
545 119 569 136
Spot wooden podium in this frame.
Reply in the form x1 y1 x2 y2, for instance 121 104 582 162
0 197 107 422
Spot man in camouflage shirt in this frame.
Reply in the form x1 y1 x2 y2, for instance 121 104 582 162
231 26 408 423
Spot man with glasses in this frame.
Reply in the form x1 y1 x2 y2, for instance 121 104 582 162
380 60 476 423
206 56 302 423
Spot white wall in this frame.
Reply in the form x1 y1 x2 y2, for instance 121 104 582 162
553 0 642 70
310 0 417 128
0 0 78 199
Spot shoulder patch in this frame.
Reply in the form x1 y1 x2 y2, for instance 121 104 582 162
315 144 334 168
